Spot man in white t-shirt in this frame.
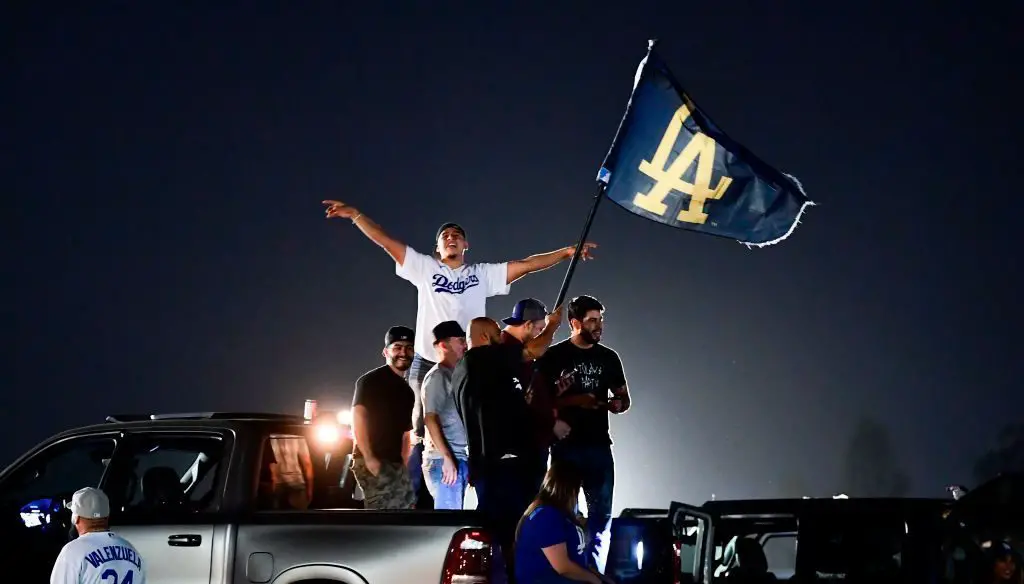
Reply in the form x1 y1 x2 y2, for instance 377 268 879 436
50 487 146 584
323 199 595 503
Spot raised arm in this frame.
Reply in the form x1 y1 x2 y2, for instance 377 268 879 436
323 200 408 265
523 305 564 361
506 242 597 285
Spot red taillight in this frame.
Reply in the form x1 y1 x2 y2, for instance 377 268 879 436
441 528 496 584
672 540 681 584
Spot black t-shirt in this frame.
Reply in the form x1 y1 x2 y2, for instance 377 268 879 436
452 343 533 478
537 339 626 446
351 364 415 463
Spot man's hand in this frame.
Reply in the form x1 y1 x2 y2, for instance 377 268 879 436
546 305 564 329
563 242 598 261
554 419 571 440
442 455 459 486
364 456 382 477
608 398 625 413
323 200 360 220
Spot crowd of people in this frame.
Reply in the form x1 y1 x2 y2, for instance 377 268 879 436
325 199 629 583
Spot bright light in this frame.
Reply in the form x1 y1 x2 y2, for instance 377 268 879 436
315 423 340 444
337 409 352 426
636 540 644 570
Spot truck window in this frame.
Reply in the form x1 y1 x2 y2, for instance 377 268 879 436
0 434 117 525
762 534 797 579
257 432 359 510
108 434 226 515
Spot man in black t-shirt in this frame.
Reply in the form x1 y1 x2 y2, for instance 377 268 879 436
536 295 631 571
452 313 561 575
350 326 418 509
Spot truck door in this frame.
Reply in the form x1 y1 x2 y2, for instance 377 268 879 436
668 501 715 584
0 433 119 584
104 431 231 584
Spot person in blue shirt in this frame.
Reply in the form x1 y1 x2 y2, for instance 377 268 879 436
514 462 615 584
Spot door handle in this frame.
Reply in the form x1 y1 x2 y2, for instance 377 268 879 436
168 534 202 547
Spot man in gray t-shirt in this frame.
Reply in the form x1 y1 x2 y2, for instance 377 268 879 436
421 320 470 509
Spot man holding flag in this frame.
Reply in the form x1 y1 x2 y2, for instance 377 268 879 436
323 200 596 504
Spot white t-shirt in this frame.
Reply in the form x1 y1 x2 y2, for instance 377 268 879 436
50 531 146 584
396 246 510 361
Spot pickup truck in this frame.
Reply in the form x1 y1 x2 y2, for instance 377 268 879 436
0 410 503 584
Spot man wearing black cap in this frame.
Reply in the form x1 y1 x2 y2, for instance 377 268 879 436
349 325 418 509
324 199 596 500
421 320 470 509
500 298 572 494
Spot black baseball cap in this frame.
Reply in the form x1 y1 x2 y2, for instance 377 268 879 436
502 298 548 326
435 222 466 242
432 320 466 344
384 326 414 347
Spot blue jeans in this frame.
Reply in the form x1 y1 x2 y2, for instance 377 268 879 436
423 456 470 509
406 353 435 496
550 443 615 571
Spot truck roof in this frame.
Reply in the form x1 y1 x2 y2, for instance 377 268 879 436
47 411 312 440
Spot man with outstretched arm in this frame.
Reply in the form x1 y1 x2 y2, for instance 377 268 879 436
323 199 595 503
499 298 572 495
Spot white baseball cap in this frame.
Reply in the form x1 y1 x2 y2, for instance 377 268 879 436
68 487 110 523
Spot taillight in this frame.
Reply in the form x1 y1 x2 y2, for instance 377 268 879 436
672 540 681 584
441 528 496 584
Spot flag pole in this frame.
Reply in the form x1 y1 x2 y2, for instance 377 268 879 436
552 182 607 309
551 38 658 309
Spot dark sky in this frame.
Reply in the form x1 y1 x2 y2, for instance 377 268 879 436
7 2 1022 509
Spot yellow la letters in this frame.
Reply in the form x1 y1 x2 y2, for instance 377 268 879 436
633 104 733 225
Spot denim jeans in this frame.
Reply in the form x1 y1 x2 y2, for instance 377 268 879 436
406 353 436 498
423 456 470 510
550 442 615 571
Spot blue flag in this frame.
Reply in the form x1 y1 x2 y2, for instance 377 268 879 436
598 41 814 247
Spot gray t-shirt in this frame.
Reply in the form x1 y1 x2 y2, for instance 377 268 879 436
421 363 469 460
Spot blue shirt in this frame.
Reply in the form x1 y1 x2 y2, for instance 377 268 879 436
515 505 587 583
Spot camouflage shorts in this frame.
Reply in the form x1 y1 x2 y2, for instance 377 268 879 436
351 457 416 510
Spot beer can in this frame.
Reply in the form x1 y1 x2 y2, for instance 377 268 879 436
303 399 318 421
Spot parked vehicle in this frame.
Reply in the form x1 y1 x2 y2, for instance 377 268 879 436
607 496 951 583
607 474 1022 584
0 409 503 584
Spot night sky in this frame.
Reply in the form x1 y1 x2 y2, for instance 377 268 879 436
7 2 1022 510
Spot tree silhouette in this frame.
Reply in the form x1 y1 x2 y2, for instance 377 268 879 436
841 416 911 497
973 422 1024 484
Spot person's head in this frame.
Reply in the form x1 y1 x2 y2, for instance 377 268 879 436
986 542 1018 582
515 461 584 544
383 326 415 372
534 461 584 515
568 295 605 345
501 298 548 342
435 223 468 262
468 317 501 348
432 320 467 365
69 487 110 535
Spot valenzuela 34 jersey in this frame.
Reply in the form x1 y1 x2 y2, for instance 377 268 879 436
50 531 145 584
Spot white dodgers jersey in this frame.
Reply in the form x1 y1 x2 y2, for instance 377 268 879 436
50 531 145 584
